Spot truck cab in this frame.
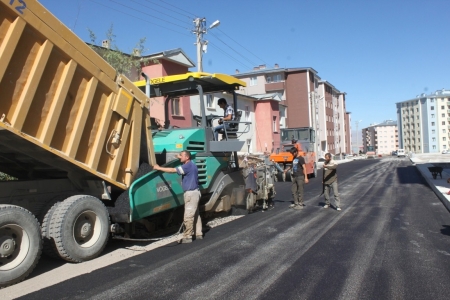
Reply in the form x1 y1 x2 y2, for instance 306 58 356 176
269 127 318 180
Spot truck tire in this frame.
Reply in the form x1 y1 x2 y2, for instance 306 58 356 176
0 205 42 288
41 202 61 259
49 195 110 263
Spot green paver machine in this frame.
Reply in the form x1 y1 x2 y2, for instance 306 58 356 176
121 72 252 226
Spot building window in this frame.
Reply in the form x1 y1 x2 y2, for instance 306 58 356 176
444 145 447 149
432 129 435 134
431 106 435 110
444 129 447 133
444 137 447 141
206 94 214 108
431 114 435 118
443 121 446 125
245 106 250 122
442 106 445 109
250 77 257 86
433 145 436 149
273 116 277 132
432 137 436 142
432 122 435 126
171 98 181 116
443 114 446 118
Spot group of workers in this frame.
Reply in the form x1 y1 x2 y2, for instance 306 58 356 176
154 97 342 244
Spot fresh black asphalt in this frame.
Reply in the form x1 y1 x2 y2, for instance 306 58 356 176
19 158 450 300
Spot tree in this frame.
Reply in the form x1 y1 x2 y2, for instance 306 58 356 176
88 24 157 80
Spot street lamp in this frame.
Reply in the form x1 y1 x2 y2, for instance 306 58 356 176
193 18 220 72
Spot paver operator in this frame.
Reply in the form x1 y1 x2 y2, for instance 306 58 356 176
214 98 235 141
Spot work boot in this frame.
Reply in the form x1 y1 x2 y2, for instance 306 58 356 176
178 237 192 244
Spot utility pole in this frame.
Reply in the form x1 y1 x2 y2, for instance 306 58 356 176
193 18 220 72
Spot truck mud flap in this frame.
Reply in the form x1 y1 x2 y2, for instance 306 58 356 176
108 163 154 223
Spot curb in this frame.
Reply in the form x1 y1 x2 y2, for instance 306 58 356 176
414 162 450 212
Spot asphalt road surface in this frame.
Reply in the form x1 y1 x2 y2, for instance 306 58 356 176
13 158 450 299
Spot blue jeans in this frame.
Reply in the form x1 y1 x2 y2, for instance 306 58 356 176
214 124 231 141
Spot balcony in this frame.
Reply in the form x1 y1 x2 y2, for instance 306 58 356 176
265 81 285 92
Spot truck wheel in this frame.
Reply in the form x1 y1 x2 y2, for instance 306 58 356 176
0 205 42 288
41 202 61 259
49 195 110 263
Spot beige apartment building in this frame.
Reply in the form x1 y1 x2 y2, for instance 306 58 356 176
234 65 351 156
362 120 398 155
396 89 450 153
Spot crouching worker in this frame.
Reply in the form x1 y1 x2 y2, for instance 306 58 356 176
153 150 203 243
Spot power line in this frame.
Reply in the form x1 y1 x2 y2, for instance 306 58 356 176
108 0 190 30
89 0 258 71
89 0 192 38
216 28 266 65
158 0 197 19
143 0 195 19
130 0 190 24
209 31 259 67
207 42 253 70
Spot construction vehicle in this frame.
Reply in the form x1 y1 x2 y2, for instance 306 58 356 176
0 0 249 287
269 127 317 181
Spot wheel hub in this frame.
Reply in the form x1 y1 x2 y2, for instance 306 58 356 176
0 236 16 258
76 221 93 239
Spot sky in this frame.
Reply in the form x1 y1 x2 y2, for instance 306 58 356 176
38 0 450 133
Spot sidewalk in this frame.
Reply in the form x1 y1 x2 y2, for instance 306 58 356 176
411 155 450 212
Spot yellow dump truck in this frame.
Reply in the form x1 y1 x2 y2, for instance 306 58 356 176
0 0 249 288
0 0 158 287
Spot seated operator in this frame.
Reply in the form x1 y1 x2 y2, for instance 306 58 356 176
214 98 235 141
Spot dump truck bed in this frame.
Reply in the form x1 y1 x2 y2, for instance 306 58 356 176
0 0 154 190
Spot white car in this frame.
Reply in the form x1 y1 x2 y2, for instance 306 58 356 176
397 149 406 157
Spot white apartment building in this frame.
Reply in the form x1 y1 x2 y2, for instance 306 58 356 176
362 120 398 155
396 89 450 153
